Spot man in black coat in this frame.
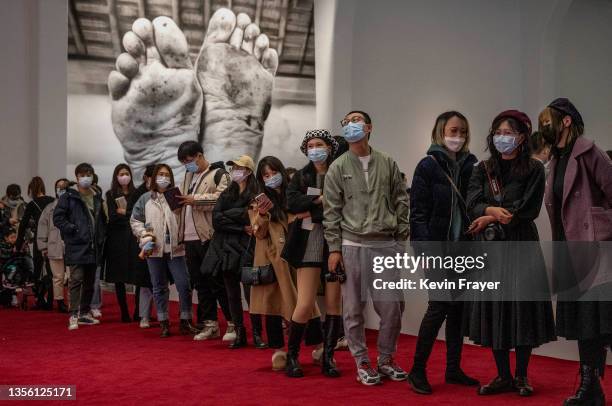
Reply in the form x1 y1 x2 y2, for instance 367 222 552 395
53 163 107 330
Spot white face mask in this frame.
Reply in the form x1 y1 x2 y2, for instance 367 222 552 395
444 137 465 152
231 169 249 183
156 176 171 190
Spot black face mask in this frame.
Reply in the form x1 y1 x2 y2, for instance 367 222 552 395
540 124 559 146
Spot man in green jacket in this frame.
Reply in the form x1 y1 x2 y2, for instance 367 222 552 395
323 110 409 386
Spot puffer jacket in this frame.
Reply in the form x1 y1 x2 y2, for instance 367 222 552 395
53 187 106 266
130 191 185 258
37 200 64 259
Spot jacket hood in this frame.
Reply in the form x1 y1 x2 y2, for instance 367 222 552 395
427 144 471 166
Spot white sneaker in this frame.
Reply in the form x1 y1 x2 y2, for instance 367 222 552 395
78 313 101 325
139 318 150 329
91 309 102 318
272 350 287 371
222 322 236 342
68 316 79 330
193 320 220 341
312 346 324 365
335 336 349 351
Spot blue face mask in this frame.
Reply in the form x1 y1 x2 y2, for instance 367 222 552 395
185 160 199 173
56 189 66 198
342 122 367 143
78 176 93 189
307 147 329 163
264 173 283 189
493 135 519 155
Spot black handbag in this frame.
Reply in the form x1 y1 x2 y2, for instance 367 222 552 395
240 237 277 285
240 264 276 286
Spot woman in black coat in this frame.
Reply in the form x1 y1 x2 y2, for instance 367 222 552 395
103 164 146 322
203 155 266 349
407 112 479 394
466 110 555 397
16 177 55 310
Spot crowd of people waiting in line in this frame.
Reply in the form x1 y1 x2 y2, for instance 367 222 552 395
1 98 611 406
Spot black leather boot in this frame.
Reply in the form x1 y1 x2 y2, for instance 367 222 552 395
56 300 68 313
179 319 199 335
286 320 306 378
229 325 247 349
251 314 268 349
477 376 515 395
563 365 605 406
322 315 341 377
160 320 171 338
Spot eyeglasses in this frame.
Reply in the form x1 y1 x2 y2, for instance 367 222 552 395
340 116 365 127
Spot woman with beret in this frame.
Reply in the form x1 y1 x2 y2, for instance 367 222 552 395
466 110 556 397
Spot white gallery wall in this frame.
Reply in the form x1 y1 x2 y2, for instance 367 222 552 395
0 0 67 195
314 0 612 362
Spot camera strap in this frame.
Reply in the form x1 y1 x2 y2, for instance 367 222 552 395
482 161 504 204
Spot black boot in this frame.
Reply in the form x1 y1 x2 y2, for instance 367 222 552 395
251 314 268 349
408 369 432 395
229 325 247 349
477 376 515 395
564 365 606 406
179 319 199 336
56 299 68 313
286 320 306 378
322 315 341 377
160 320 171 338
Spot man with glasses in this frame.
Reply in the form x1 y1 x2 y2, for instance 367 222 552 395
176 141 233 339
323 111 410 385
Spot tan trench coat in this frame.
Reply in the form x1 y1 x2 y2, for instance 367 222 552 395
248 209 320 320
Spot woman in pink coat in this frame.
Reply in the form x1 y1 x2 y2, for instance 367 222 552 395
540 98 612 406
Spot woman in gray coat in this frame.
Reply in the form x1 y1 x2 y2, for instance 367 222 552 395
37 179 71 313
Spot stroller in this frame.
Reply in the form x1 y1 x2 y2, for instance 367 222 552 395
0 252 35 309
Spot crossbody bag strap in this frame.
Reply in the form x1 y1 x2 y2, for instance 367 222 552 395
481 160 504 204
428 155 468 208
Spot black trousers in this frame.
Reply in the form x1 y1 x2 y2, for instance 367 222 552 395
266 315 284 349
223 271 244 327
412 301 464 373
185 240 231 323
33 247 52 304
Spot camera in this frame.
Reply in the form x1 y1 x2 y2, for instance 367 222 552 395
482 222 506 241
325 262 347 283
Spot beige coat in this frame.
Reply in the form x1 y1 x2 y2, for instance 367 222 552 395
178 167 230 243
248 209 319 320
36 200 64 259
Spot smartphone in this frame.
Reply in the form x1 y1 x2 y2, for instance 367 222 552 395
255 193 274 209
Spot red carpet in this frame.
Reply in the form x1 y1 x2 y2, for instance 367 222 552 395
1 293 610 406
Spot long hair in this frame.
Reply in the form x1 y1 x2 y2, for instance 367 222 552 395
27 177 46 198
109 163 135 197
150 164 175 193
431 111 471 153
485 116 533 179
255 156 288 222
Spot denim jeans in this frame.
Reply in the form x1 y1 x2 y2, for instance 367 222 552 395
69 263 97 317
146 255 192 321
139 287 153 320
90 265 102 310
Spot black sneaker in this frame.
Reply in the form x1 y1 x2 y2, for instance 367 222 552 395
408 370 432 395
356 362 381 386
446 369 479 386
